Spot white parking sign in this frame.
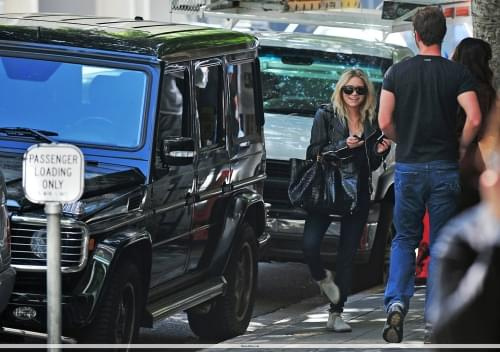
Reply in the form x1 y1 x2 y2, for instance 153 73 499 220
23 144 84 204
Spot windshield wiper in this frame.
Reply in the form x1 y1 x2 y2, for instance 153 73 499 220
0 127 58 143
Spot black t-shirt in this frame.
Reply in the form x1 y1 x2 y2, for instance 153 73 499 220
383 55 477 163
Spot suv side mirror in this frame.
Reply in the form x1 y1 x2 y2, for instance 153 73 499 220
161 137 195 166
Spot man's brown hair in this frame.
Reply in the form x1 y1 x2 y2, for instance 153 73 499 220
413 6 446 46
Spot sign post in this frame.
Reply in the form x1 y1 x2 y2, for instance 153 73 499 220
44 201 61 347
23 143 84 350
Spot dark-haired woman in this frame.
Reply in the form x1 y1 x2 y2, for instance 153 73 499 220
303 69 390 332
452 37 498 210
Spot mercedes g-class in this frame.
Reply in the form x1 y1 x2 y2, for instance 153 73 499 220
0 13 267 343
0 171 15 317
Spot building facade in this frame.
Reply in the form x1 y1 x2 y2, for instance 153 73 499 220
0 0 171 21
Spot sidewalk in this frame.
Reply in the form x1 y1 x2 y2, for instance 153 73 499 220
208 285 428 350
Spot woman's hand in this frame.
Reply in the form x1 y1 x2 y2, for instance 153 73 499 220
346 135 364 149
376 138 391 154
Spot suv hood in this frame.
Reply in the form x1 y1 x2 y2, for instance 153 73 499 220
257 32 407 60
264 112 313 160
0 152 145 212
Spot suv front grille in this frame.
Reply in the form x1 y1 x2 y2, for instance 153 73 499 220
10 216 89 273
265 159 292 208
263 182 290 207
266 160 291 179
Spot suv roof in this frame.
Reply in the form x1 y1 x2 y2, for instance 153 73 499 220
257 32 410 60
0 13 257 59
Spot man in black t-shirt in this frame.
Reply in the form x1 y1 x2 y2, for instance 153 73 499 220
377 6 481 344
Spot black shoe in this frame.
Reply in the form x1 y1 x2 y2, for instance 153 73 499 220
383 302 404 343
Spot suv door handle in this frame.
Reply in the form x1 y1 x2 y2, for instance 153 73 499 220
239 140 250 148
222 182 232 193
185 191 196 205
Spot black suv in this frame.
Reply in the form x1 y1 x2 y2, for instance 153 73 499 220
0 13 267 343
0 172 15 315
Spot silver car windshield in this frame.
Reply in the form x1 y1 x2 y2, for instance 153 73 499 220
0 56 147 148
260 47 391 160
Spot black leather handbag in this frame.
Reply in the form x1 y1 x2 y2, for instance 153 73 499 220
288 151 357 216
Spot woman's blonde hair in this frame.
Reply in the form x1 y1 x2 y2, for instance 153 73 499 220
331 68 376 123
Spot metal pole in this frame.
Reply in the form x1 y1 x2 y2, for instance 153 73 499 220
45 202 61 351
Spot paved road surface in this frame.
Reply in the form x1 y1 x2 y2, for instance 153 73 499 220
138 261 323 343
205 285 428 351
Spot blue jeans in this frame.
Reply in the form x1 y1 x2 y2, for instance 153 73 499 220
303 191 370 313
384 160 460 321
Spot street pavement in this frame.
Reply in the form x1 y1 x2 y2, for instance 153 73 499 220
138 262 320 343
205 285 429 351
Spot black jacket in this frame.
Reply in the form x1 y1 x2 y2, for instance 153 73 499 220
307 104 389 174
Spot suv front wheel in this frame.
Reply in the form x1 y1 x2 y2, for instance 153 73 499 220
80 262 143 344
188 222 258 340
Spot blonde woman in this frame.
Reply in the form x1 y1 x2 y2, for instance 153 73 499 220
303 69 390 332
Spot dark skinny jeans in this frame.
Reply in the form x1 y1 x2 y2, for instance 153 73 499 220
302 191 370 313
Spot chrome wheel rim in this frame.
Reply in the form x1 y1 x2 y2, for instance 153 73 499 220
115 282 136 344
234 242 254 321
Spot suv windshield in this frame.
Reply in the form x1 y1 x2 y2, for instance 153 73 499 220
260 47 391 160
0 56 147 148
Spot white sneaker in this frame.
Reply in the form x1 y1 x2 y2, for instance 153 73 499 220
327 312 352 332
317 269 340 304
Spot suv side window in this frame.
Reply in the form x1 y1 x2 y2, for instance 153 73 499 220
227 61 259 142
156 65 190 170
158 66 190 140
195 62 224 148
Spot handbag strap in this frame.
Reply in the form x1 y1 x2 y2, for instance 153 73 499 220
319 107 335 160
306 105 335 161
319 106 335 157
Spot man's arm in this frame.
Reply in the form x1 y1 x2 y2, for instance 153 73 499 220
457 90 482 159
378 89 397 141
479 95 500 158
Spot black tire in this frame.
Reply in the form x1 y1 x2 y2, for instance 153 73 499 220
80 262 143 344
0 333 24 343
353 200 394 290
188 222 258 340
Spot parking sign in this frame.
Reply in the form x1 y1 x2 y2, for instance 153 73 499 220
23 143 84 204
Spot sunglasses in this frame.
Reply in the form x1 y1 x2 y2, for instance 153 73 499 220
341 85 368 95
